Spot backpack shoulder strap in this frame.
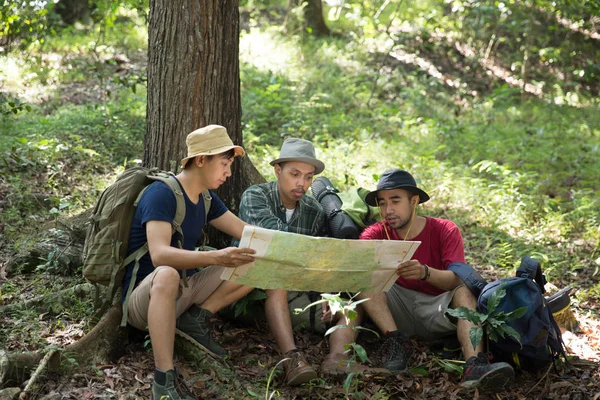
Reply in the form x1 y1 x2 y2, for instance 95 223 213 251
448 262 488 298
198 190 212 250
153 174 186 234
201 190 212 220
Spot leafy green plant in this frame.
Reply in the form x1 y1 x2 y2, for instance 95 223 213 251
408 356 464 377
447 283 527 351
0 96 31 115
294 292 376 396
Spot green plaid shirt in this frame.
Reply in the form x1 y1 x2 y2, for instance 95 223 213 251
232 181 325 246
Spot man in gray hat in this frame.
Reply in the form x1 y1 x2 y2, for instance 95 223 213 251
234 138 385 385
358 168 514 393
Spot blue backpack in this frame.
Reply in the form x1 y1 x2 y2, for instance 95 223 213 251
477 257 567 371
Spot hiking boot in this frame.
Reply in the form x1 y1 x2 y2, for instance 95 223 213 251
380 331 413 372
461 352 514 392
151 369 195 400
282 350 317 386
176 305 227 358
321 353 391 377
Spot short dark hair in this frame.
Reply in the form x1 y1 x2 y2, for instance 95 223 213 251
207 148 236 161
183 149 236 169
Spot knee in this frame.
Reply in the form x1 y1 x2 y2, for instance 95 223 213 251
452 286 477 309
150 267 180 299
357 292 371 300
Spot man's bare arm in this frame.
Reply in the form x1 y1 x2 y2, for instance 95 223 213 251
146 220 255 269
209 211 249 241
396 260 463 291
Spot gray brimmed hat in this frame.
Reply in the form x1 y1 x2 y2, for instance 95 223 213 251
365 169 430 206
270 138 325 175
180 125 245 168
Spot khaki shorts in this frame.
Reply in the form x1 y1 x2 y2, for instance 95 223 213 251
386 284 459 340
127 265 225 331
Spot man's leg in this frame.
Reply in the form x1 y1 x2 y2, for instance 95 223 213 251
328 306 363 356
450 286 514 392
175 266 252 357
359 287 414 372
265 289 316 385
147 268 181 370
450 286 482 360
128 266 180 371
200 280 254 313
321 306 390 376
357 291 398 333
265 289 297 353
127 266 194 400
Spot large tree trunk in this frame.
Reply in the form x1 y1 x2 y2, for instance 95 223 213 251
304 0 330 36
145 0 264 249
287 0 330 36
54 0 91 25
145 0 242 172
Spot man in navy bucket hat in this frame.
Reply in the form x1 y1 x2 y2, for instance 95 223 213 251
359 169 515 393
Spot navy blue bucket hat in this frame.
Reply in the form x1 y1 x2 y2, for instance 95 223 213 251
365 169 430 206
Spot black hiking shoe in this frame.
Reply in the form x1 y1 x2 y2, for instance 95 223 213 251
176 305 227 358
461 352 514 392
380 331 413 372
151 369 195 400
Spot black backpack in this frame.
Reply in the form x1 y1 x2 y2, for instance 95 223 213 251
311 177 360 239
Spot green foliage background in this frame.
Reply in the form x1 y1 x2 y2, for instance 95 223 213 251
1 0 599 302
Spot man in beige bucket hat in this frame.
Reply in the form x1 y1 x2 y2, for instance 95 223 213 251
122 125 257 399
233 138 387 385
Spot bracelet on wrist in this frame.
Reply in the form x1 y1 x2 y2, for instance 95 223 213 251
421 264 430 281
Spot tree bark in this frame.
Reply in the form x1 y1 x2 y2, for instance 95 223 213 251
304 0 330 36
287 0 330 36
145 0 265 248
54 0 91 25
145 0 243 173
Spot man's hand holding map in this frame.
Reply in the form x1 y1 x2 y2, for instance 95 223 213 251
220 226 421 292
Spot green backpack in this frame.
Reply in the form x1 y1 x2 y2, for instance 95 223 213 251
338 187 382 229
82 166 211 326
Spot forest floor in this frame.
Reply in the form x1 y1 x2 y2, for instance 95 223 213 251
1 270 599 399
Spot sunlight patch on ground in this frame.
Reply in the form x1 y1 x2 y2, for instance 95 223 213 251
240 29 300 80
564 308 600 362
0 55 24 91
0 53 57 104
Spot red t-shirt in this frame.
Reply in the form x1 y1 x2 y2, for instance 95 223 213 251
359 217 465 296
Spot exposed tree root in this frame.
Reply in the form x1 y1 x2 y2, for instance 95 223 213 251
19 349 58 400
0 306 125 390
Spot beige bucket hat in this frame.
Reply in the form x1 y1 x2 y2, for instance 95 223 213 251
180 125 245 168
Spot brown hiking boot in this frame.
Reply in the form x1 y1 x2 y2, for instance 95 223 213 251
320 353 391 377
283 350 317 386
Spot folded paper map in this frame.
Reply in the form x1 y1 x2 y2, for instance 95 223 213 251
220 226 420 292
